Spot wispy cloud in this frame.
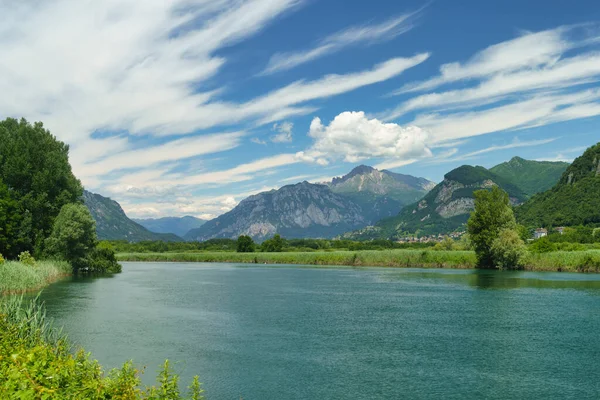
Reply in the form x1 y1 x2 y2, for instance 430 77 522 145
261 10 421 75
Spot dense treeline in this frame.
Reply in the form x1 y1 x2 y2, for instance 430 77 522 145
108 237 437 254
0 118 119 273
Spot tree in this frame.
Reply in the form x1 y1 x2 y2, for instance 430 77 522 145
467 186 522 268
261 234 285 252
45 204 97 271
236 235 255 253
490 229 526 269
0 118 83 256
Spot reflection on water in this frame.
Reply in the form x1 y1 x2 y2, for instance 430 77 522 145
379 268 600 290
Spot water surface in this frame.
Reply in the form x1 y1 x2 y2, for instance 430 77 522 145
38 263 600 399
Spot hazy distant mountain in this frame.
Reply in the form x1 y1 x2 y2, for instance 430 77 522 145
185 181 367 241
133 216 207 237
83 190 182 242
344 165 528 239
328 165 435 222
516 143 600 227
490 156 569 197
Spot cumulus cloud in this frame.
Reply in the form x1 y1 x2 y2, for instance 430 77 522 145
271 122 294 143
297 111 431 165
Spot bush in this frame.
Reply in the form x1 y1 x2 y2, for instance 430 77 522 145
18 251 36 266
0 253 4 264
490 229 526 269
261 234 285 252
529 237 557 253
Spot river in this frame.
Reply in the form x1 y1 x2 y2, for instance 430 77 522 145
38 262 600 399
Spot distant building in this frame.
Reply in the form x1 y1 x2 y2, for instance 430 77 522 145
554 227 566 235
534 228 548 239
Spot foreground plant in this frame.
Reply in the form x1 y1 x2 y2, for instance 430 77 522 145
0 296 204 399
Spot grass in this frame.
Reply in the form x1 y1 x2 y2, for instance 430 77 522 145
116 249 600 272
0 261 72 295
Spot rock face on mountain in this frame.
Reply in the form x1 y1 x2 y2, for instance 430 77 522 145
490 156 569 197
83 190 181 242
329 165 435 222
133 216 206 237
516 143 600 227
344 165 528 239
184 182 367 241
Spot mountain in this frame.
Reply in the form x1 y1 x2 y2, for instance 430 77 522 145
133 216 207 237
184 181 367 241
490 156 569 197
344 165 528 239
328 165 435 222
516 143 600 227
83 190 182 242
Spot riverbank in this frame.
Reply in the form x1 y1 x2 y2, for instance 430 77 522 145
0 296 203 399
0 261 72 295
116 249 600 272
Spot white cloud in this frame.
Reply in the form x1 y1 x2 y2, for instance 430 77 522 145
297 111 432 165
261 11 419 74
271 122 294 143
251 137 267 145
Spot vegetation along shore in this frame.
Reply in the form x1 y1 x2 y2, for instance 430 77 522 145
116 249 600 273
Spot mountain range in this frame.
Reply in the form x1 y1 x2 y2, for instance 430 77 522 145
516 143 600 227
133 216 206 237
83 190 182 242
184 167 435 241
489 156 569 197
344 165 529 240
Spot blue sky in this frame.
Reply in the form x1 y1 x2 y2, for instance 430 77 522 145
1 0 600 219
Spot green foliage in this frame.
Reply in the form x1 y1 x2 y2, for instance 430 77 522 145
490 228 526 269
261 234 285 252
468 186 519 268
45 203 97 271
0 297 204 399
529 237 557 253
0 118 83 256
433 237 455 251
0 253 4 264
516 142 600 227
18 251 36 266
236 235 256 252
490 157 569 197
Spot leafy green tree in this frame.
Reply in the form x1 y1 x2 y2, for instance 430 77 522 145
261 234 285 252
0 180 29 259
468 186 520 268
529 237 557 253
0 118 83 256
45 204 97 271
236 235 255 253
490 229 526 269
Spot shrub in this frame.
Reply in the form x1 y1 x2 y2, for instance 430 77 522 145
529 237 557 253
18 251 36 266
490 229 526 270
261 234 285 252
0 253 4 264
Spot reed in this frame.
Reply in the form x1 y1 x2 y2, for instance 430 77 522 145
0 260 72 295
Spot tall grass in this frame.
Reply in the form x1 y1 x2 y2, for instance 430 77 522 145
117 249 600 272
0 296 204 399
0 260 72 295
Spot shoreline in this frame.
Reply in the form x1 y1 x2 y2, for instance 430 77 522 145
116 249 600 273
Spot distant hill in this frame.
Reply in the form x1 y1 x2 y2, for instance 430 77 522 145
83 190 182 242
133 216 207 237
490 156 569 197
328 165 435 222
184 181 368 241
516 143 600 227
344 165 528 239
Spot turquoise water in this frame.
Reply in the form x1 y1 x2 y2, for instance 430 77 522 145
38 263 600 399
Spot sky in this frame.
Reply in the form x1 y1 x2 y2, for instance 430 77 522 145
1 0 600 220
